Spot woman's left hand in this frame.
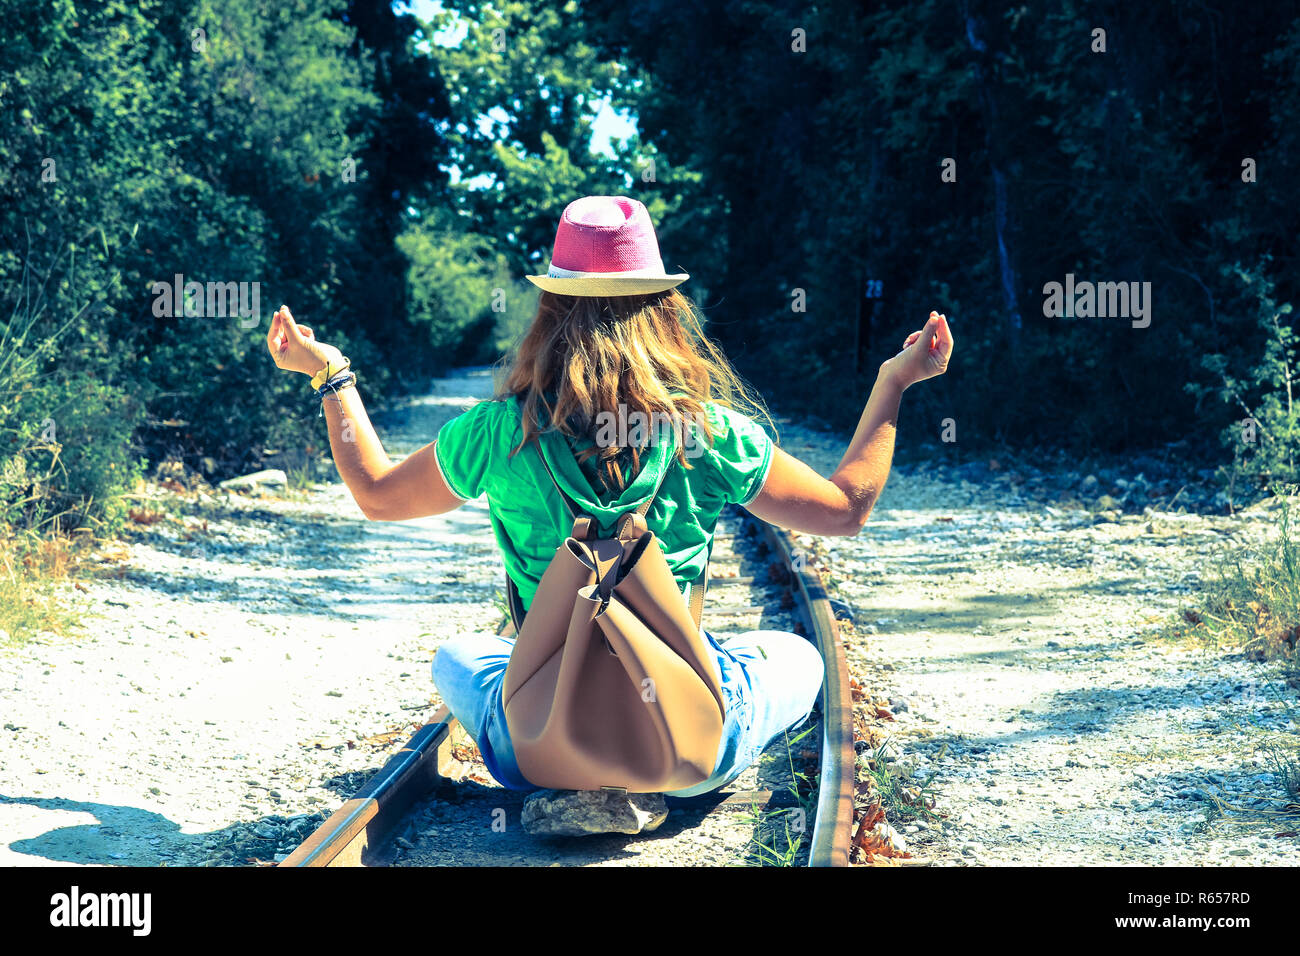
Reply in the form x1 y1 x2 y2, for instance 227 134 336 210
882 311 953 390
266 305 343 377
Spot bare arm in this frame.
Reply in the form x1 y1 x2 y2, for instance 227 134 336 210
745 369 904 536
745 312 953 536
267 305 465 521
319 386 465 521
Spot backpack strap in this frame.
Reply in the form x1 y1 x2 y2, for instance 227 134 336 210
688 566 708 629
535 430 672 534
508 563 709 634
686 532 716 630
504 574 527 637
533 437 584 524
509 431 711 632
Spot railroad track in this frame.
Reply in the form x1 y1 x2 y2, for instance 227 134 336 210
280 509 853 867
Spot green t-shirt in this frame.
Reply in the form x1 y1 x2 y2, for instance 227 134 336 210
433 395 775 612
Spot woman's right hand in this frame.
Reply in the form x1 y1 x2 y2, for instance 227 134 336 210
881 311 954 390
266 305 344 377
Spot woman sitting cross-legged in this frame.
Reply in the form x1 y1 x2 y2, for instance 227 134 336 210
266 195 953 834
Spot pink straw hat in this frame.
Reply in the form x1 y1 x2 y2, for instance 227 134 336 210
526 195 689 297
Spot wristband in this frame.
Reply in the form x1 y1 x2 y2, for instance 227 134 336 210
316 369 357 417
316 370 356 397
310 356 351 390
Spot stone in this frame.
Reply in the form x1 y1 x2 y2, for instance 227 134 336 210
218 469 287 492
521 789 669 836
875 821 909 854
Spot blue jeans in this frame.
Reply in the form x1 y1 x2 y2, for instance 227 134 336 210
430 628 825 798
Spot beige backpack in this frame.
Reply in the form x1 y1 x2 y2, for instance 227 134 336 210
501 437 724 792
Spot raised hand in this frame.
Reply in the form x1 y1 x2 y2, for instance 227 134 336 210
883 311 954 390
266 305 344 377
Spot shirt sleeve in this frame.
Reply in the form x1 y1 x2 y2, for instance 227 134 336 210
433 401 495 501
696 402 775 506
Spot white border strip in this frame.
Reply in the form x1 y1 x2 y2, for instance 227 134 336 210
432 438 471 501
547 264 676 279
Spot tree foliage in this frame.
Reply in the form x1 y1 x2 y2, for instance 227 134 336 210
3 0 1297 534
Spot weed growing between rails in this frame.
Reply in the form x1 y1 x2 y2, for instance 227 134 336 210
804 565 946 865
742 724 820 867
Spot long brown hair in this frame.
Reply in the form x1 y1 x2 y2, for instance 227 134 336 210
495 289 774 493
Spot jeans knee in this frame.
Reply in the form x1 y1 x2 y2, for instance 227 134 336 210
430 634 475 687
796 636 826 694
761 631 824 684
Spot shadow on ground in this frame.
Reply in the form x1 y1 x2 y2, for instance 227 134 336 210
0 793 323 867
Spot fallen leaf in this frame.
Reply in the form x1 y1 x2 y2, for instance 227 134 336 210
451 742 484 763
851 810 912 863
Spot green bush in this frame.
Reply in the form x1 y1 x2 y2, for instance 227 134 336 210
1191 263 1299 504
0 259 146 535
400 214 540 371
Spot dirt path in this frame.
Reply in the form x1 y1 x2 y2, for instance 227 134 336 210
773 422 1296 865
0 370 505 866
1 369 1294 866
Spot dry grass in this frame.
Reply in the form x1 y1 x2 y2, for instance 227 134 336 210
0 529 91 645
1166 488 1300 678
1162 485 1300 822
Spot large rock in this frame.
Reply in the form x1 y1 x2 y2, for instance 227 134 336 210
521 789 669 836
218 469 287 493
1243 492 1300 514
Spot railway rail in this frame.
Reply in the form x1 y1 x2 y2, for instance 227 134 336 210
280 509 853 867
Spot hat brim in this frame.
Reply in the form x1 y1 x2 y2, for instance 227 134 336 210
525 273 689 297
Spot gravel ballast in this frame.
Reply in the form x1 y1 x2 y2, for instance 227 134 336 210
2 368 1294 866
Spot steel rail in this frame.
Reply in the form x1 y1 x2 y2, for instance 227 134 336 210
280 514 851 868
755 520 854 867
